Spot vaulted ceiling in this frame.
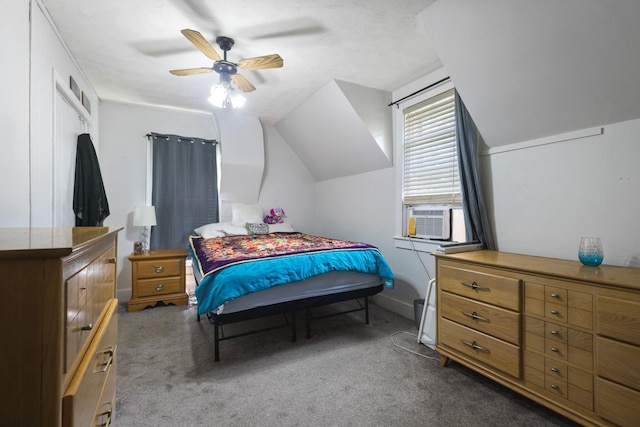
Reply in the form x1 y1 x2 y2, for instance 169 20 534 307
41 0 441 125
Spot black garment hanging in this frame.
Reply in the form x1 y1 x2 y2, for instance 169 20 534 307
73 133 110 226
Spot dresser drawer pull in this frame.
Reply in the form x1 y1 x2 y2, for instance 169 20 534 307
108 257 116 264
461 281 489 291
551 347 560 353
551 384 559 390
462 340 490 352
462 311 488 322
154 265 164 273
98 347 115 373
550 293 559 298
97 404 113 427
81 323 93 331
155 284 165 292
550 367 559 373
551 330 559 335
550 310 559 315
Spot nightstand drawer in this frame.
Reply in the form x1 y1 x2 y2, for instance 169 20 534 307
136 258 182 278
137 277 183 297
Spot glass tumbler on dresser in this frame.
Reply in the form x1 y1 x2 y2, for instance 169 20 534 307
579 237 604 266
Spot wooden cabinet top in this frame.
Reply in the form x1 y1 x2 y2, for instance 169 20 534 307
434 250 640 292
128 248 189 261
0 227 123 259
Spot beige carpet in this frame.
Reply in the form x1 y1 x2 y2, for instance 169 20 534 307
115 300 578 426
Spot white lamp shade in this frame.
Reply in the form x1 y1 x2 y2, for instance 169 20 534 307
133 206 157 226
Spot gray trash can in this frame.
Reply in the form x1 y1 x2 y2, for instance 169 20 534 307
414 298 425 330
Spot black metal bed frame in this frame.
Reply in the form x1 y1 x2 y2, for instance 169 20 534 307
199 284 384 362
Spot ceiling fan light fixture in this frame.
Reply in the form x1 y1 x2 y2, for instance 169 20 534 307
208 84 228 108
208 83 246 109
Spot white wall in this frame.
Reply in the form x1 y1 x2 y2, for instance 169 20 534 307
30 2 100 227
99 101 218 299
484 119 640 268
1 1 97 227
258 124 318 234
315 166 435 320
0 1 30 226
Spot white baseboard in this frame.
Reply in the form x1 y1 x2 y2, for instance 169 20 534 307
372 293 415 321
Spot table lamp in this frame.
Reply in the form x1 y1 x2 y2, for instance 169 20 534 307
133 205 156 254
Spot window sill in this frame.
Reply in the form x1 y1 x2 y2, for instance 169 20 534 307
393 236 444 253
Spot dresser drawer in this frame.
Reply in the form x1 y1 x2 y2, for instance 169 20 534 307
438 264 521 311
597 336 640 390
93 361 116 427
596 377 640 427
136 258 182 279
439 317 520 378
137 276 183 297
440 291 520 345
63 300 118 427
525 317 592 370
525 282 592 329
597 297 640 345
523 350 593 410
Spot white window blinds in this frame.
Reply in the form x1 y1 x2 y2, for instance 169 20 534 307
403 88 461 205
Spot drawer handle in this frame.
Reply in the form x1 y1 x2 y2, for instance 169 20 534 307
550 310 559 315
155 284 165 292
551 347 560 353
155 265 164 273
550 367 559 373
462 340 490 353
81 323 93 331
551 384 559 390
551 330 559 335
97 403 113 427
108 257 116 264
461 281 489 291
462 311 488 322
99 347 115 373
550 293 559 298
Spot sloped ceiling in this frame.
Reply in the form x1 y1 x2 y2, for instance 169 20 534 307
275 80 392 181
419 0 640 147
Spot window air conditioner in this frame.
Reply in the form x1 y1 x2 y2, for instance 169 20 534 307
408 205 451 240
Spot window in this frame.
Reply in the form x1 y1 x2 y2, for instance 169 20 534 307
403 88 460 206
399 87 465 242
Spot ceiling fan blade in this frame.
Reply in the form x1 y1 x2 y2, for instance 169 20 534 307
169 67 213 76
232 74 256 92
181 29 221 61
237 54 284 70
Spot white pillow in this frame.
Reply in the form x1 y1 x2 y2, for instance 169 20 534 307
231 203 263 226
194 222 248 238
268 223 295 233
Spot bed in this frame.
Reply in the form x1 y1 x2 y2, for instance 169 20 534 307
189 229 394 361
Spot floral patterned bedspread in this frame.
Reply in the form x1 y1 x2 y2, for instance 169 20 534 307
191 232 375 276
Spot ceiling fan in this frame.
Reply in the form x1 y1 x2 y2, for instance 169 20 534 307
170 29 283 99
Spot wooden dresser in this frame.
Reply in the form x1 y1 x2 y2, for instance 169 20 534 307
435 250 640 427
0 227 122 426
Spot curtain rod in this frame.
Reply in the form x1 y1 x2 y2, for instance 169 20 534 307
388 76 451 107
145 133 218 144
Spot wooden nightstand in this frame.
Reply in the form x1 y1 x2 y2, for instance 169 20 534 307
128 248 189 312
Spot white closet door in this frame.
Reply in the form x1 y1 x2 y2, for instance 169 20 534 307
53 92 85 227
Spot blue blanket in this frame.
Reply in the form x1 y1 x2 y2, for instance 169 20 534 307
193 245 394 315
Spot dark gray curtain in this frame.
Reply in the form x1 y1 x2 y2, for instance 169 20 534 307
455 90 496 250
150 133 219 250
